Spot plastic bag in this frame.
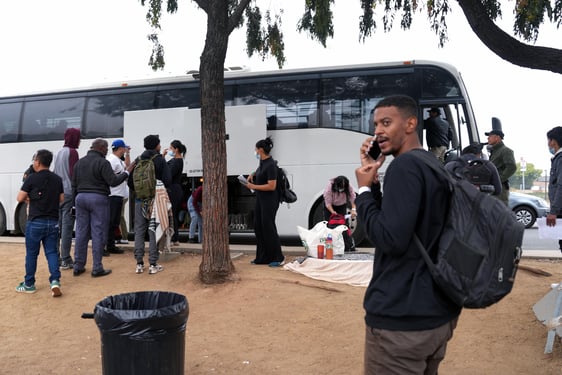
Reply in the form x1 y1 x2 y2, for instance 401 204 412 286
297 221 347 257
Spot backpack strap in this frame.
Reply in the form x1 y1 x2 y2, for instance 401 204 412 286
410 149 452 266
410 148 454 189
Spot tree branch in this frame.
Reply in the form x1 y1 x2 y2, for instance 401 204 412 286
456 0 562 74
228 0 252 33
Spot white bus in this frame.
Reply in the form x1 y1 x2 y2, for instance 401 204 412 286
0 60 482 244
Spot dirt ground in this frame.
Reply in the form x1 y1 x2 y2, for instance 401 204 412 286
2 242 562 375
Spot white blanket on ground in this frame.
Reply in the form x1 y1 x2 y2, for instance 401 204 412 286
283 257 372 287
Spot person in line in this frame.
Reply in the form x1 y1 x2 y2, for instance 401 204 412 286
52 127 81 270
322 175 357 220
188 184 203 243
485 128 516 205
72 138 130 278
424 107 451 163
104 139 130 255
546 126 562 253
445 142 502 195
246 137 285 267
355 95 461 374
117 205 129 244
128 134 172 275
16 149 64 296
164 140 187 246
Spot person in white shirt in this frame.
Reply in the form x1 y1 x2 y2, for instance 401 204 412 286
105 139 130 255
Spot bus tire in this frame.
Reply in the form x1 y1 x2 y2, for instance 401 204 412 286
350 219 369 247
17 203 28 235
310 200 325 228
0 203 6 235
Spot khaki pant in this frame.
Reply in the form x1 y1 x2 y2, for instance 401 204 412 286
429 146 447 163
364 318 458 375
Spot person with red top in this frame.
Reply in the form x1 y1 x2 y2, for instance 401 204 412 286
188 185 203 243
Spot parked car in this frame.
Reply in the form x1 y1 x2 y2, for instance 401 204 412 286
509 192 549 228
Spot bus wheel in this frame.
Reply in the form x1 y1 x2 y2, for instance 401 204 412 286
0 203 6 235
310 200 325 228
17 203 28 235
350 218 368 247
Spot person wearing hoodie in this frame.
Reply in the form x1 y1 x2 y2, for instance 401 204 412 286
52 128 81 270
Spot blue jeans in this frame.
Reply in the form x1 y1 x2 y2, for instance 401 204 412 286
74 193 109 273
24 218 61 286
188 196 202 242
58 193 75 263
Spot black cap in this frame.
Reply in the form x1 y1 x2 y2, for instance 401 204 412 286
484 129 504 139
429 107 441 115
462 142 484 155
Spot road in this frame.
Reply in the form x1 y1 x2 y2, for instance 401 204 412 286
523 226 558 251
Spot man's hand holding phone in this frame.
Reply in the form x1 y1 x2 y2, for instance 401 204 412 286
357 136 385 187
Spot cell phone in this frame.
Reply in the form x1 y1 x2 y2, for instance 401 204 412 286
367 139 381 159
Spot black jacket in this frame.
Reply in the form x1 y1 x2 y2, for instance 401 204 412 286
72 150 128 197
356 149 461 331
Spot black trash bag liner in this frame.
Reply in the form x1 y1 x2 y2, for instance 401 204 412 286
89 291 189 375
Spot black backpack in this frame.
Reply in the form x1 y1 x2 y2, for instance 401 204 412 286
276 163 297 204
413 150 524 309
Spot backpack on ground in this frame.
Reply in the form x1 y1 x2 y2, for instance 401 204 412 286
327 213 356 252
133 154 158 199
276 163 297 204
413 150 524 309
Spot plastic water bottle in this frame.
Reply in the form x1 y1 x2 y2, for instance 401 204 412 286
325 234 333 260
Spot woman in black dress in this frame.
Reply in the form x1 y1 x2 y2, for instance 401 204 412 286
164 139 186 246
246 137 284 267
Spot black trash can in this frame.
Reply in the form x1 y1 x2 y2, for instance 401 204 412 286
90 291 189 375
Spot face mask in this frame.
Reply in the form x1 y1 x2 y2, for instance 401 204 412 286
550 147 556 155
167 150 175 157
254 151 260 160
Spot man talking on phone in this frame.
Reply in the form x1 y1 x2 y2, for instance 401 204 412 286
355 95 461 374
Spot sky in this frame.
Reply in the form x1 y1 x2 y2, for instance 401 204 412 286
2 0 562 173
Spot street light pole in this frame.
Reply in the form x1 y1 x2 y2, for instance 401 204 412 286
520 158 527 190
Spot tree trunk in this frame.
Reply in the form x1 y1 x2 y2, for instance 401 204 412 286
198 4 236 283
456 0 562 74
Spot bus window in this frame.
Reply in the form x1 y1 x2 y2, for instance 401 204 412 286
0 102 22 143
157 87 199 109
234 78 319 129
421 67 461 98
84 91 156 138
322 72 415 133
21 98 85 142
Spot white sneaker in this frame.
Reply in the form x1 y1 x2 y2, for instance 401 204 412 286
135 264 144 274
149 264 163 274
